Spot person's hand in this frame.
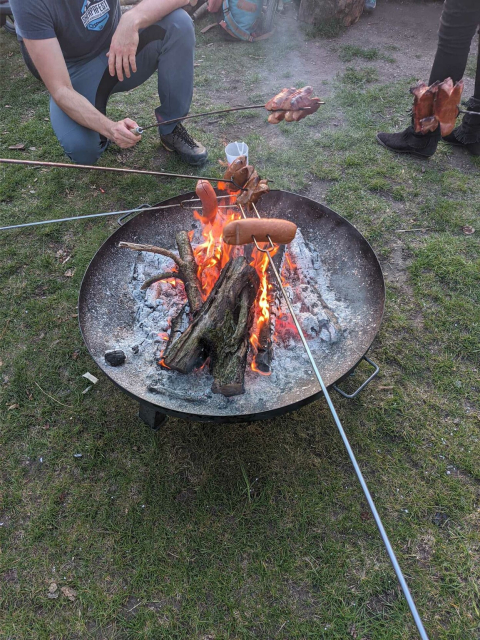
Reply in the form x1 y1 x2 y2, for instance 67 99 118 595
107 15 139 81
108 118 142 148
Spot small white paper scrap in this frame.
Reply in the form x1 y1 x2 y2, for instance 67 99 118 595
82 372 98 384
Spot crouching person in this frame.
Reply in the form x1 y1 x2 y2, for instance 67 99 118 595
10 0 208 166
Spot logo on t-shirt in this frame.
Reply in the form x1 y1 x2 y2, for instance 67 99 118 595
81 0 110 31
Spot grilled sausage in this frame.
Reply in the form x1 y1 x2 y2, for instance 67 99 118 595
268 111 285 124
223 218 297 245
265 87 296 111
195 180 218 224
224 155 247 180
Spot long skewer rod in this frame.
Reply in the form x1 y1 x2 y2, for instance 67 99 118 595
239 202 429 640
134 104 324 134
0 157 235 185
0 201 238 231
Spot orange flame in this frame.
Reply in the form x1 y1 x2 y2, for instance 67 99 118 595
248 243 279 374
192 205 240 298
187 187 286 377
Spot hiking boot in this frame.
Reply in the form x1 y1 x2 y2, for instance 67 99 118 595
376 125 440 158
159 122 208 166
442 97 480 156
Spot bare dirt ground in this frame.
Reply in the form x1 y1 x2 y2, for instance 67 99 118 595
261 1 475 95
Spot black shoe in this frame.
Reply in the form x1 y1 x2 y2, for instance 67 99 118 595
442 98 480 156
376 125 440 158
159 122 208 166
442 128 480 156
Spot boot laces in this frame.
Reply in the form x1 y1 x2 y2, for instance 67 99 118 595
173 123 198 149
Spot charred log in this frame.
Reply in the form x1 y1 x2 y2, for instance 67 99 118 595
253 321 273 374
163 302 191 360
119 230 203 315
251 244 286 374
163 256 260 397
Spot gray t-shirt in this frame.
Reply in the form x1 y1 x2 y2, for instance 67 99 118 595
11 0 120 63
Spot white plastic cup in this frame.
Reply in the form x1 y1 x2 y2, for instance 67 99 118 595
225 141 248 165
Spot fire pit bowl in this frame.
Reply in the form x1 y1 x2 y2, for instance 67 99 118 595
79 189 385 424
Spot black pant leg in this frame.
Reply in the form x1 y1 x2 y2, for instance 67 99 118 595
428 0 480 86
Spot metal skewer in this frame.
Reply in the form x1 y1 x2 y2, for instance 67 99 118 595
237 201 430 640
458 108 480 116
134 104 324 134
0 201 238 232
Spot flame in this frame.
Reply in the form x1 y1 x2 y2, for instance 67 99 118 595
192 204 240 298
187 187 288 377
248 243 279 375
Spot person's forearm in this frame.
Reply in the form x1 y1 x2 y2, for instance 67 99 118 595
52 86 114 138
125 0 189 30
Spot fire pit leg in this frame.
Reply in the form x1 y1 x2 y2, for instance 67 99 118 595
138 403 168 431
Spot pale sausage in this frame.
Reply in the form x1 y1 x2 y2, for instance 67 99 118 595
195 180 218 224
223 218 297 245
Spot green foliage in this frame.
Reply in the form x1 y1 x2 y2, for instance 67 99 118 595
1 17 479 640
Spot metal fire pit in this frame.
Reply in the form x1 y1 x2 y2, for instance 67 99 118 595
79 189 385 425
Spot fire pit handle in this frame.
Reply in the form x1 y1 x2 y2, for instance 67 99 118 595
117 203 152 226
332 356 379 399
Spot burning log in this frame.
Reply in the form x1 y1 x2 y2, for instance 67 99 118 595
252 320 273 374
163 256 260 396
119 230 203 315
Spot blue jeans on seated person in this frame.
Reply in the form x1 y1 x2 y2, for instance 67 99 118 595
49 9 195 165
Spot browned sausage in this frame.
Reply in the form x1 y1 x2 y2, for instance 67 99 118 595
223 218 297 245
195 180 217 224
265 87 296 111
223 155 247 180
268 111 285 124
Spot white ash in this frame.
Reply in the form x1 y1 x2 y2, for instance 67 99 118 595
113 229 350 403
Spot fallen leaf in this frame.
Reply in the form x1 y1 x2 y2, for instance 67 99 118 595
8 143 25 151
61 586 77 601
7 404 19 410
48 582 58 593
64 268 75 278
462 225 475 235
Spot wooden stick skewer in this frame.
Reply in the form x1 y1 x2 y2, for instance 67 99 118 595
0 157 234 185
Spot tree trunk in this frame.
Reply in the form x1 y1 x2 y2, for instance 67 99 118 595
298 0 364 27
163 256 260 396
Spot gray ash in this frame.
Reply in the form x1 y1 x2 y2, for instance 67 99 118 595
111 228 350 409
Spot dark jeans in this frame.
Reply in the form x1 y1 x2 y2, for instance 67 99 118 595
429 0 480 98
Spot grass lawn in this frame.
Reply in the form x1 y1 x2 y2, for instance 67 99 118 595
1 10 479 640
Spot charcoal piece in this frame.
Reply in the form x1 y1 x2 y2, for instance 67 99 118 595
105 349 126 366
